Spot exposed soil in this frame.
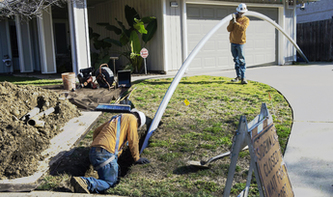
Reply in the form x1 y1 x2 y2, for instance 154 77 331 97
0 81 81 180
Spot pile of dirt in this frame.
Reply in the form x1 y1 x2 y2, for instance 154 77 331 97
0 81 81 180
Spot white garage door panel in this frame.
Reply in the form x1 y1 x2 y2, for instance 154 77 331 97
217 8 229 18
203 8 214 18
204 57 216 67
191 57 203 70
187 7 200 17
187 24 202 35
187 5 278 71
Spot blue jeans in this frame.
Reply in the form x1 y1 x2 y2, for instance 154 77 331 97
231 43 246 79
81 147 118 193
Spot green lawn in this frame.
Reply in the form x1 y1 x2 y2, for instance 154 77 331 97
1 75 293 196
0 75 63 86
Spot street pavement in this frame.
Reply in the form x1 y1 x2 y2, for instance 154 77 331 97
2 63 333 196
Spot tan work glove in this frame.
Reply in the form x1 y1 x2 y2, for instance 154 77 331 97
232 13 237 23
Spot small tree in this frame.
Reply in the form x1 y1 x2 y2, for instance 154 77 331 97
0 0 77 20
97 5 157 73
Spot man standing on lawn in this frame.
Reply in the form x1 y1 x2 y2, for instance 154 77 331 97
70 109 150 193
227 3 250 84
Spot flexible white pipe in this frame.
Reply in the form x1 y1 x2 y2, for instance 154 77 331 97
140 11 309 154
245 11 309 63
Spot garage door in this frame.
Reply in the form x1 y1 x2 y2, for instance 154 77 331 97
187 5 278 71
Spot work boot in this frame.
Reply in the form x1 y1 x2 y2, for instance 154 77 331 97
241 79 248 84
231 77 240 82
70 177 90 194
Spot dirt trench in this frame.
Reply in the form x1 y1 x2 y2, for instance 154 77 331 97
0 82 81 180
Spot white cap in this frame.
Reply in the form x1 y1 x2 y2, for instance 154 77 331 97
130 109 146 129
236 3 248 13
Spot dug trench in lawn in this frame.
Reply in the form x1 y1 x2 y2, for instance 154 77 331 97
42 111 155 193
41 84 131 111
0 81 81 180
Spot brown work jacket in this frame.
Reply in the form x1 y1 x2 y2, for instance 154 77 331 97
91 113 140 161
227 15 250 44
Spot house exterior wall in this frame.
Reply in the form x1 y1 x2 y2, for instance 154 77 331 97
164 0 183 71
88 0 164 72
0 0 299 74
284 7 297 63
296 0 333 23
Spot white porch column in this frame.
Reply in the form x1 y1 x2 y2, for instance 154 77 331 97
162 0 168 72
68 0 91 75
15 15 34 73
37 7 57 74
181 0 188 63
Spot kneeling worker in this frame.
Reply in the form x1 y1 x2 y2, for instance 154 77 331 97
71 109 150 193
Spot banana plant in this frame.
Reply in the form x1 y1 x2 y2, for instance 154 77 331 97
97 5 157 73
89 27 114 70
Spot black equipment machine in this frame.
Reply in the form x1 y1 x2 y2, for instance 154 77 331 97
95 63 114 89
77 67 97 89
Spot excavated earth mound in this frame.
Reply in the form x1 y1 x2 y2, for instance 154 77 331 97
0 81 81 180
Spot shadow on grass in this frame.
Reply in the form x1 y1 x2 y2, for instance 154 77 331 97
133 80 228 86
0 76 40 82
0 76 63 86
49 147 91 177
173 165 209 175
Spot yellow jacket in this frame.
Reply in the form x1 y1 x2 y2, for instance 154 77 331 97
227 16 250 44
91 113 140 161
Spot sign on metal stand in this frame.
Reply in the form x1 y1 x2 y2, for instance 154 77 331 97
140 48 149 75
223 103 294 197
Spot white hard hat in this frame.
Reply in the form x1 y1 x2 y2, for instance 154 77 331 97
236 3 248 13
130 109 146 129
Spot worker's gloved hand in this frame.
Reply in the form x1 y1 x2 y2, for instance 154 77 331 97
232 13 237 23
135 157 150 165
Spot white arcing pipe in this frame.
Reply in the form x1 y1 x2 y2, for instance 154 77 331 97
245 11 309 63
140 11 309 154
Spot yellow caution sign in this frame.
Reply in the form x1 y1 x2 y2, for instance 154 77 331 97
184 99 190 106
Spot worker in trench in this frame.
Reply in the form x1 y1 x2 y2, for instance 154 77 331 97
70 109 150 193
227 3 250 84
